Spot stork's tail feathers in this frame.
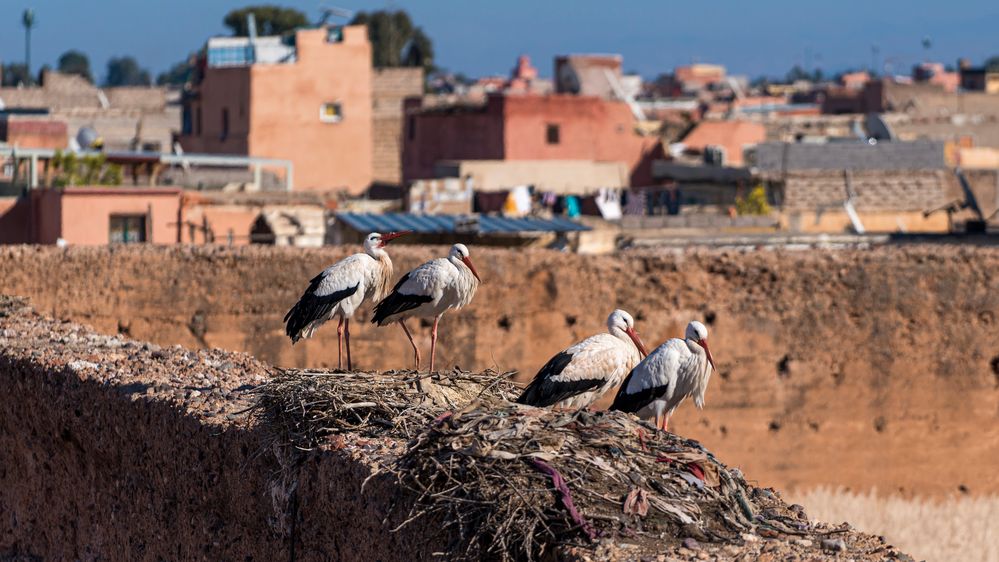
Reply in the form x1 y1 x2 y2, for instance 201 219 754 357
284 283 358 343
371 291 431 326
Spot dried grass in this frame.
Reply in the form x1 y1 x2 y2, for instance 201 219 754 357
792 487 999 562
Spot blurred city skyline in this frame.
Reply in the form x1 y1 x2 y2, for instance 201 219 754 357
1 0 997 82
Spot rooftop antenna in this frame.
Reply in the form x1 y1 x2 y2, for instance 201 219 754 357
22 9 35 86
317 5 353 26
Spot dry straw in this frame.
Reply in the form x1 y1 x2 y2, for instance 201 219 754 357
254 368 847 561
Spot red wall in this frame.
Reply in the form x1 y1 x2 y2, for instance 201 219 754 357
402 94 658 186
401 97 506 181
0 197 32 244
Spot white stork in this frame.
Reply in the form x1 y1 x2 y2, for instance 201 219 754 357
371 243 481 371
284 231 410 369
516 309 649 409
610 321 716 432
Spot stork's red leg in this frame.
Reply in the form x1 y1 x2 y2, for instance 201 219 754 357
344 318 352 371
430 316 440 372
662 413 671 433
336 316 344 370
399 320 421 370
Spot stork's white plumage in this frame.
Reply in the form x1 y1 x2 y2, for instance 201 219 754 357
371 243 481 371
284 231 410 369
516 309 649 409
610 321 716 432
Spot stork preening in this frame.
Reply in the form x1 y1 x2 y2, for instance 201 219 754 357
516 309 649 409
610 321 716 432
371 243 481 371
283 231 410 370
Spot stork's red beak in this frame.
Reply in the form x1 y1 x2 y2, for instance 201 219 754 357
462 256 481 282
378 230 412 247
700 338 716 371
625 327 649 357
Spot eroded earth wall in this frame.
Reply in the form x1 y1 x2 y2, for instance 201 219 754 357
2 245 998 497
0 297 441 561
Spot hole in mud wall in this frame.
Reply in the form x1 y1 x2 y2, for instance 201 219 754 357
776 355 790 378
564 315 577 327
117 319 132 337
704 310 717 326
419 318 432 329
990 355 999 387
497 316 512 331
768 420 781 432
188 310 208 346
634 311 646 322
873 416 887 433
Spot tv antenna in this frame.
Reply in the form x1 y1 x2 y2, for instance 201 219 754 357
317 5 353 26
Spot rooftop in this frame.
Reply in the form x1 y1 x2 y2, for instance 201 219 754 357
753 140 947 172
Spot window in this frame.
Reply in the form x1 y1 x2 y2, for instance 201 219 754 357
109 215 147 244
407 116 416 140
320 102 343 123
220 108 229 141
546 123 560 145
181 106 192 135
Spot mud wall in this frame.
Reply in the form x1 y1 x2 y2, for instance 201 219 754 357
2 244 998 497
0 298 441 561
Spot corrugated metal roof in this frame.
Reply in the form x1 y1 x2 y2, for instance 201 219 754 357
336 213 590 234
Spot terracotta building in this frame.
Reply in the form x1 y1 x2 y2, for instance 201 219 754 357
402 93 658 186
180 26 373 194
679 120 766 166
0 114 68 150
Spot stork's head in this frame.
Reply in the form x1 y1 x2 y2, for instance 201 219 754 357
608 309 649 357
685 320 715 371
364 231 410 253
449 243 481 282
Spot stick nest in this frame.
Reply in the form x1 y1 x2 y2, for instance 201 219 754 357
253 368 519 445
254 370 834 561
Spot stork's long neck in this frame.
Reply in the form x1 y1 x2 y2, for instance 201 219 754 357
686 338 712 407
369 249 393 300
608 325 629 344
449 255 480 298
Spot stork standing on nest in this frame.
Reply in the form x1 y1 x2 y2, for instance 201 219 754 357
516 309 649 409
371 243 481 372
610 321 715 432
284 231 410 370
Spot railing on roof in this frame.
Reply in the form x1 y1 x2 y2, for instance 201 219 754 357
0 147 294 191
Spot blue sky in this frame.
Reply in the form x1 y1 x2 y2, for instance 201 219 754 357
2 1 997 82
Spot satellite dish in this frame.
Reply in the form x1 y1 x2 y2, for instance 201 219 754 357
864 113 896 142
76 127 102 149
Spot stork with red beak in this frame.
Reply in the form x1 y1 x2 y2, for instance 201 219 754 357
610 320 716 432
284 231 410 370
516 309 649 409
371 243 481 371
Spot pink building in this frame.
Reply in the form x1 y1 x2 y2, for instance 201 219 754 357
1 188 181 245
179 26 373 194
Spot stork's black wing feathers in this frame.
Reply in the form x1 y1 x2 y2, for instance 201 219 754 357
609 369 669 413
284 280 359 343
371 273 432 326
515 351 604 407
